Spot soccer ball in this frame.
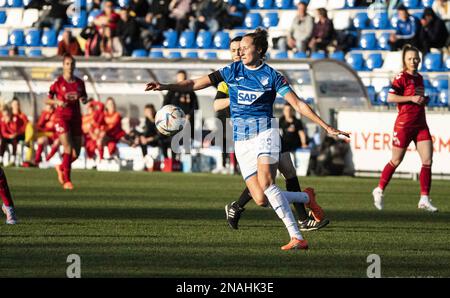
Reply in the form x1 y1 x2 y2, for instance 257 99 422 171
155 104 186 136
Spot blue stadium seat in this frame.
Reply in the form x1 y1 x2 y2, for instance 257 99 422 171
9 29 24 46
149 51 164 59
88 9 102 24
366 86 378 105
423 78 432 88
422 0 434 7
378 32 391 50
22 0 30 6
263 12 279 28
292 51 307 59
366 53 383 70
425 87 440 106
163 30 178 48
241 0 256 9
353 12 369 30
117 0 129 7
179 30 196 48
359 32 377 50
71 11 88 28
202 51 218 59
0 11 6 24
274 51 288 59
438 89 449 106
311 52 326 60
274 0 292 9
18 47 25 56
131 49 148 57
402 0 420 9
377 87 390 105
446 56 450 70
432 76 448 90
28 48 42 57
372 13 389 29
0 48 8 56
196 30 212 48
167 51 182 59
330 51 344 61
213 31 230 49
244 13 262 29
75 0 87 8
185 51 199 59
346 0 356 8
256 0 273 9
25 29 41 47
7 0 23 7
346 52 365 70
423 53 442 71
390 15 399 29
41 29 57 47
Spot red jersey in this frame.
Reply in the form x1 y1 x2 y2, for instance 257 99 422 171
388 71 427 128
48 76 87 120
0 117 22 139
104 111 124 139
13 112 28 135
37 110 56 133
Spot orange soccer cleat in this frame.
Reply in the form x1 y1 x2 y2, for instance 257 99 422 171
55 165 64 185
281 238 309 250
63 181 74 190
304 187 324 222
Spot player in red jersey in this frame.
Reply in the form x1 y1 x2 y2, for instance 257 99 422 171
372 45 438 212
101 97 125 160
82 100 105 162
0 105 24 166
46 54 88 190
34 103 59 165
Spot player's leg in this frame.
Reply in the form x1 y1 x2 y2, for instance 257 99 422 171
57 132 73 189
0 167 17 224
46 138 60 161
416 139 437 212
35 136 47 165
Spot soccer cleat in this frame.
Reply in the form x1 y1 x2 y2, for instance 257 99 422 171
372 187 384 210
2 204 17 225
299 212 330 231
63 181 74 190
304 187 324 222
418 196 438 212
55 165 64 185
281 237 309 250
225 201 245 230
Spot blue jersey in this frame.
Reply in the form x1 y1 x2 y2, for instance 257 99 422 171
395 16 418 39
219 61 291 141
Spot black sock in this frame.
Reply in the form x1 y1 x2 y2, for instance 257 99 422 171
285 177 308 221
237 187 252 208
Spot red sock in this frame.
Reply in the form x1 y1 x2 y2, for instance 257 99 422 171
98 143 104 160
379 161 397 190
108 141 117 156
420 164 432 195
35 144 44 164
62 153 72 183
46 145 59 161
0 168 14 207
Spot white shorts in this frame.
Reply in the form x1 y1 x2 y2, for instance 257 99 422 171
234 128 281 181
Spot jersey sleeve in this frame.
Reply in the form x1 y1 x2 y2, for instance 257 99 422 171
389 73 405 95
214 82 229 100
274 71 291 97
217 63 234 85
48 79 58 99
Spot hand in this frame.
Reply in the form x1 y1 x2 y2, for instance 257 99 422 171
326 125 350 138
411 95 427 106
145 81 162 91
57 101 67 108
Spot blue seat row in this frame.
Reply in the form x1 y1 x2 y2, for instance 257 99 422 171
2 28 58 47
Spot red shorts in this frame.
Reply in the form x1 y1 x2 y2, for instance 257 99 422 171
392 126 432 148
107 130 126 142
54 118 82 137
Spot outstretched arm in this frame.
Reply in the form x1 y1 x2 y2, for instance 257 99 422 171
283 91 350 138
145 75 213 93
213 98 230 112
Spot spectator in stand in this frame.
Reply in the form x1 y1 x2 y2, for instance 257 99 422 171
100 26 123 58
101 97 126 160
389 5 421 51
34 0 68 34
25 0 46 9
116 7 141 56
34 103 58 165
148 0 171 32
278 1 313 53
88 0 103 13
0 106 23 166
129 0 150 20
57 30 83 56
433 0 450 33
169 0 191 34
222 0 247 29
80 22 102 57
279 104 308 154
419 8 449 54
189 0 227 35
140 12 164 51
163 70 199 138
307 8 335 54
94 0 121 33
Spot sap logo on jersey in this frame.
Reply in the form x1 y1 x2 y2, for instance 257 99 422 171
237 90 264 105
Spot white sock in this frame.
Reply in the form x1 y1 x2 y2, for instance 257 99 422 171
281 191 309 204
264 184 303 240
420 195 429 201
375 186 383 193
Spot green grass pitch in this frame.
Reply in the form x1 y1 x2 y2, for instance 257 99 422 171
0 168 449 278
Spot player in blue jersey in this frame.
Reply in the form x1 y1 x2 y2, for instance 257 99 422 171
145 29 348 250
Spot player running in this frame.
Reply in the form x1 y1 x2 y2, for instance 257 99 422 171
214 36 329 231
46 54 88 190
372 45 438 212
145 29 348 250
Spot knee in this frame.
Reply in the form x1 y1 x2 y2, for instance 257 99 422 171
390 158 403 167
422 159 432 166
254 197 268 207
258 175 273 191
